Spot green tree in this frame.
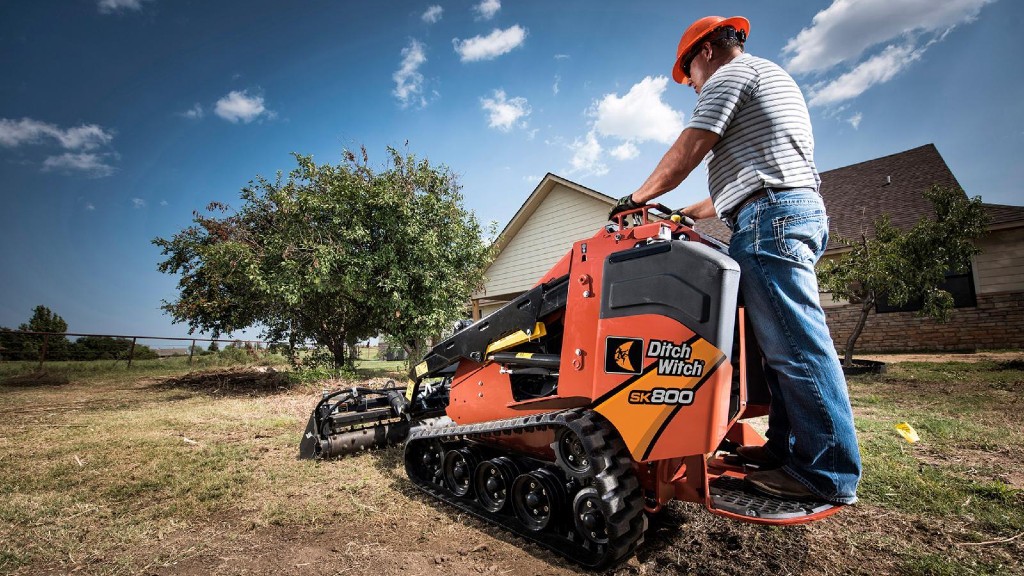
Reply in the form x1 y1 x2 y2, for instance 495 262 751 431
207 340 220 352
11 305 71 361
817 185 989 367
153 147 494 368
68 336 158 361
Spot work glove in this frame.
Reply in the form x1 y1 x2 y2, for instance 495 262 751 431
608 194 640 220
669 209 696 227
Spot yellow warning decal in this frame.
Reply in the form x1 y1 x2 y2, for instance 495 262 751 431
405 380 416 401
484 322 547 355
414 362 428 378
515 352 535 359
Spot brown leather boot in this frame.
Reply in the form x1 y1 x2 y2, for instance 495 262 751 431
745 468 822 501
735 445 784 468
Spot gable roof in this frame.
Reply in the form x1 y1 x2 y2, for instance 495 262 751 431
492 173 614 254
474 174 616 302
982 203 1024 229
694 144 1021 247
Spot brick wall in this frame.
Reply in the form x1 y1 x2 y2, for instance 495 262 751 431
825 292 1024 352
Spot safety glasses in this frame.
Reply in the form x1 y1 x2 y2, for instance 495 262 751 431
680 44 703 79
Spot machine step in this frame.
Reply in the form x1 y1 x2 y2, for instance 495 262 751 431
708 475 837 521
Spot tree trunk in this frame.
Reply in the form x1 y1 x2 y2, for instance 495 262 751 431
402 338 426 372
843 294 874 368
327 335 349 369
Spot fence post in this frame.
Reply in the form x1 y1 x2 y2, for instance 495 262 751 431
127 337 137 368
38 334 50 370
189 339 196 366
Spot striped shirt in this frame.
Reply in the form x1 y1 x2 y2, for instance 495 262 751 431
688 53 820 219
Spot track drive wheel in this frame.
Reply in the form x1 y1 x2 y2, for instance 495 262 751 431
552 427 592 479
560 410 647 567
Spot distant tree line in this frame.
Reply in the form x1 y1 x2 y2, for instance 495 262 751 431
1 305 152 362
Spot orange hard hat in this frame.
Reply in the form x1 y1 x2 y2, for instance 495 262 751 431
672 15 750 84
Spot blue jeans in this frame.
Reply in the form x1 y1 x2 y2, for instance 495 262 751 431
728 187 861 504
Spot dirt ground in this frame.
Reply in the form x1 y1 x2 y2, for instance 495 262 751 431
858 350 1024 363
3 356 1022 576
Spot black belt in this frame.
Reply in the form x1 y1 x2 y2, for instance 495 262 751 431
734 189 770 214
724 189 769 228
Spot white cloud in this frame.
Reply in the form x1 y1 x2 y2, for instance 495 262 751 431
0 118 113 150
97 0 152 14
562 76 685 176
180 103 204 119
554 54 570 61
393 39 428 108
480 90 531 132
784 0 992 74
783 0 992 106
85 202 96 211
453 25 526 62
131 198 146 209
422 5 443 24
591 76 685 145
42 153 116 177
474 0 501 20
552 74 560 95
160 199 169 206
848 112 863 129
610 142 639 161
214 90 270 123
807 43 923 106
567 130 607 177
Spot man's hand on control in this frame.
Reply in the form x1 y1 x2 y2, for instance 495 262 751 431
608 194 640 220
670 209 696 227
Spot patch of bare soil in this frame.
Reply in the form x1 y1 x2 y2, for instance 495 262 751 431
158 367 295 397
70 499 1023 576
0 370 70 387
915 445 1024 490
859 351 1024 364
129 522 580 576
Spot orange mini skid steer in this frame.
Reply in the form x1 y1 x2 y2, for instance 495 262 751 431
299 204 842 568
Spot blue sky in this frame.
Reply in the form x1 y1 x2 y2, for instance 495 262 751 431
1 0 1020 342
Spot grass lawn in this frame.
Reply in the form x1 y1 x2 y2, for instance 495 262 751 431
0 356 1021 575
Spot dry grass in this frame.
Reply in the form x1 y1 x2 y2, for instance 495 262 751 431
1 356 1022 575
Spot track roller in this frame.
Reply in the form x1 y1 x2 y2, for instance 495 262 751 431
572 487 609 544
511 468 566 532
442 447 480 497
474 457 520 513
404 410 646 568
409 439 445 489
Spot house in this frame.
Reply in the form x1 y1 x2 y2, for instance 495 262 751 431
470 144 1024 352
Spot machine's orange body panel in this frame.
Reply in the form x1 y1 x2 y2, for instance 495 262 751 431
438 207 839 524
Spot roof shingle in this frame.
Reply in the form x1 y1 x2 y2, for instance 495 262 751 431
693 144 1019 248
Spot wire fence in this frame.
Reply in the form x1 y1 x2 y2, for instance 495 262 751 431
0 330 278 369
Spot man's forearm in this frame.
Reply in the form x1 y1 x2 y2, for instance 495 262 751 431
681 196 716 219
631 127 720 204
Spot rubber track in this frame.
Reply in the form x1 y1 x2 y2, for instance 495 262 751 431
404 409 646 568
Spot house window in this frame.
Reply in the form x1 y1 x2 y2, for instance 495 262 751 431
876 266 977 313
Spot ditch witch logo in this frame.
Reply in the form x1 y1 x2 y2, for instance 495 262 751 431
604 337 705 377
647 339 705 377
604 337 643 374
